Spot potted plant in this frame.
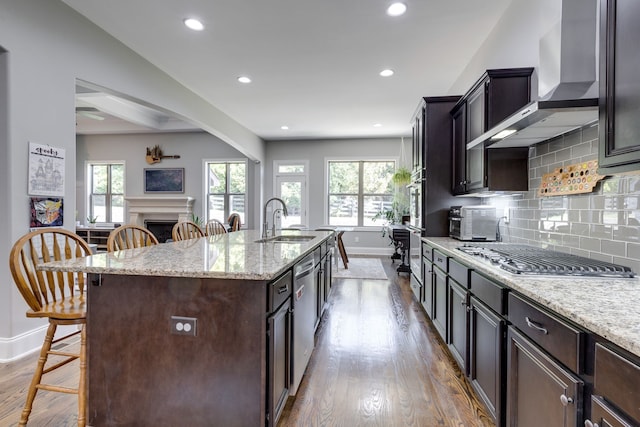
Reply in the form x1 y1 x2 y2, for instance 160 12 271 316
86 216 98 227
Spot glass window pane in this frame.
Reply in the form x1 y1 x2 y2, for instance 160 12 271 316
208 194 225 222
111 164 124 193
328 195 358 226
280 181 302 227
111 195 124 223
278 164 304 173
229 194 245 224
229 162 246 193
363 161 395 193
92 165 108 194
208 163 226 193
329 162 359 193
363 195 394 226
91 194 106 222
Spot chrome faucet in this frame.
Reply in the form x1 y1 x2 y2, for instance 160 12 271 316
263 197 288 238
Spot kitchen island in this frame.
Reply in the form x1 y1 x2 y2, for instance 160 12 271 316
39 229 334 427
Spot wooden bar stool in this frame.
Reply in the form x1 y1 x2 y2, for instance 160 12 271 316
205 219 228 236
172 220 205 241
9 228 93 427
107 224 159 251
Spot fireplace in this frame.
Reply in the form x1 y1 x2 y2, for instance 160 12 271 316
145 220 177 243
124 196 195 226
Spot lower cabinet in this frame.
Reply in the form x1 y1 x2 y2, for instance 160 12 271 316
267 297 292 427
447 278 469 374
432 265 448 340
506 326 583 427
469 296 506 426
587 395 636 427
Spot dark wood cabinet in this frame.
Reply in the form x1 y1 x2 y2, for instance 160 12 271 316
599 0 640 173
469 297 506 426
432 265 447 341
507 326 584 427
451 68 533 195
268 297 291 427
586 395 637 427
447 278 469 374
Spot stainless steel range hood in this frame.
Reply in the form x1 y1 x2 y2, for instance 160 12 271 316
471 0 599 150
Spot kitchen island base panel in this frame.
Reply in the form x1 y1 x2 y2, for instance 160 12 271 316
87 274 267 427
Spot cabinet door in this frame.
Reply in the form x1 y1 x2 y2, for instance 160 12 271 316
432 266 447 341
413 104 425 174
422 259 434 318
316 262 325 322
267 299 291 427
599 0 640 173
587 395 637 427
469 297 505 426
452 103 467 194
466 141 486 192
467 82 487 141
507 327 583 427
447 279 469 374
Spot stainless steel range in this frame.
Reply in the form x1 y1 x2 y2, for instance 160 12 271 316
457 244 635 278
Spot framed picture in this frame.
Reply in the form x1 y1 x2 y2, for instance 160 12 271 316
144 168 185 193
30 197 64 227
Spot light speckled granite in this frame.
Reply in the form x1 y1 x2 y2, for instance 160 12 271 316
424 237 640 358
39 230 333 281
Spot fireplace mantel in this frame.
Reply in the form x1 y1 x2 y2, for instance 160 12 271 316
125 196 195 226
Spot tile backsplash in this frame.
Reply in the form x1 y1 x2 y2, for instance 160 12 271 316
489 122 640 273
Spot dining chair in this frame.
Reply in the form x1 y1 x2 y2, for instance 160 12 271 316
9 228 93 427
171 220 205 241
227 213 241 232
107 224 159 252
205 219 228 236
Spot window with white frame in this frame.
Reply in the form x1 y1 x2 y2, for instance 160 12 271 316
205 160 247 224
274 161 308 228
327 160 395 227
87 162 125 224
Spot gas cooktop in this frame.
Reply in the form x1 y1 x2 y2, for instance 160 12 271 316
457 244 635 278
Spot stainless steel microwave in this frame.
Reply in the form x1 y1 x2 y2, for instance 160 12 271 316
449 205 497 241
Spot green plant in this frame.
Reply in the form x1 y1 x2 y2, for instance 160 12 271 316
190 213 204 227
86 216 98 224
392 166 412 186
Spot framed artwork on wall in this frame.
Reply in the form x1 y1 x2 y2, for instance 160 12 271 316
30 197 64 227
144 168 185 193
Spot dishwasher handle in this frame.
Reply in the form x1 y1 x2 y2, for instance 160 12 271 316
295 259 315 278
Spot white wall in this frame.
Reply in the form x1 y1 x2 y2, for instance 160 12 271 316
0 0 264 361
265 137 404 254
76 132 255 228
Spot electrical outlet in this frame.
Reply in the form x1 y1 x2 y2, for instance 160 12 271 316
170 316 197 336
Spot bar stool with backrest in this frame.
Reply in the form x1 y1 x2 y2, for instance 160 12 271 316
171 220 205 241
9 228 93 427
227 213 241 232
107 224 159 252
205 219 228 236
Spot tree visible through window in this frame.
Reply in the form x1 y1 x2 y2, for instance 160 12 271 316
328 160 395 226
205 160 247 224
88 162 124 223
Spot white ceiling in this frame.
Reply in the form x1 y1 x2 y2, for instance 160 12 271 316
65 0 512 140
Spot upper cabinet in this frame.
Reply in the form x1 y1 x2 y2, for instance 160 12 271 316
599 0 640 174
451 68 533 195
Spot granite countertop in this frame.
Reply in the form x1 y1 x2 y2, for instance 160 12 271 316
424 237 640 359
38 230 333 281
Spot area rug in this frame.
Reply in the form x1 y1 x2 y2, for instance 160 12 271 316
332 257 388 280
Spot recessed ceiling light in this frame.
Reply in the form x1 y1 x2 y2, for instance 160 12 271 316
183 18 204 31
373 123 383 128
387 2 407 16
237 76 252 84
379 69 395 77
281 125 289 130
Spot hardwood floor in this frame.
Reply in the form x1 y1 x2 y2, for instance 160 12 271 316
278 257 494 427
0 257 493 427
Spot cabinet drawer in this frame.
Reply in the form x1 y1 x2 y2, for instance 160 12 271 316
448 258 470 288
268 270 292 313
433 249 448 272
469 271 507 315
508 293 584 373
594 343 640 424
422 242 432 262
589 395 637 427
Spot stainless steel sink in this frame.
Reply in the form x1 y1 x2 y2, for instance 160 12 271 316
254 235 316 244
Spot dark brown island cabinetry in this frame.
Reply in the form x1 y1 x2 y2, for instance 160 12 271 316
451 68 533 195
599 0 640 173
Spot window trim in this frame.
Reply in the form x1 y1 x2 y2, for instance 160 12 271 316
85 160 126 226
273 160 309 227
202 158 248 224
325 156 398 229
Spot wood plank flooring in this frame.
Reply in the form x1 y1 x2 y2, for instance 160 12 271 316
0 256 493 427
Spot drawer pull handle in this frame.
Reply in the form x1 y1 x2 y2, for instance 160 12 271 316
559 394 573 406
277 285 289 294
584 420 598 427
525 317 548 335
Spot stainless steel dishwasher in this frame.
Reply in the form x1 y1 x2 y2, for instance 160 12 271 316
291 252 316 395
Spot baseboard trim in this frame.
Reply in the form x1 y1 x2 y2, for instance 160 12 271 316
0 324 78 363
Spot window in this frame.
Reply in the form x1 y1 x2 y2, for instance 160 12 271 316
205 160 247 224
87 162 124 223
328 160 395 226
274 161 308 228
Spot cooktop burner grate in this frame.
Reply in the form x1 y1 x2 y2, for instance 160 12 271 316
457 244 635 278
